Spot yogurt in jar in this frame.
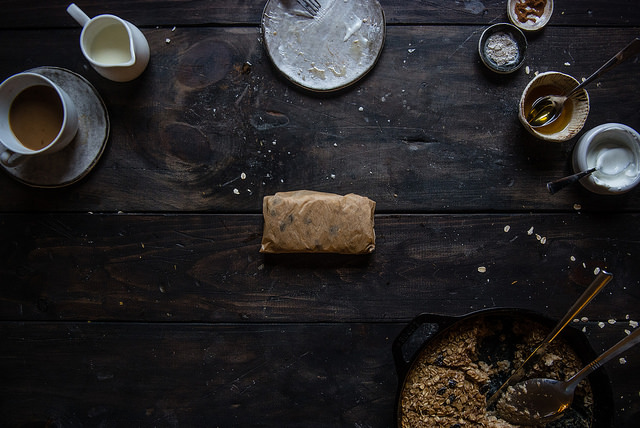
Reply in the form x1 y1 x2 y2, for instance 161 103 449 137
573 123 640 194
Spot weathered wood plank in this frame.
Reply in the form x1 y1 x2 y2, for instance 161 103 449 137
1 26 639 212
0 321 637 426
1 0 639 28
0 321 399 427
2 213 639 323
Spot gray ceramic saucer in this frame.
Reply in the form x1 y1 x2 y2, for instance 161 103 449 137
261 0 386 92
0 66 109 188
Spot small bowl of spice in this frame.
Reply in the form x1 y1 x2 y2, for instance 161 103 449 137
478 23 527 74
508 0 553 32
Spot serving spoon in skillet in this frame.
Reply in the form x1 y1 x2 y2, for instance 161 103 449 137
497 326 640 425
485 271 613 408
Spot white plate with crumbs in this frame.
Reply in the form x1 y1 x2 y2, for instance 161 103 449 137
261 0 386 92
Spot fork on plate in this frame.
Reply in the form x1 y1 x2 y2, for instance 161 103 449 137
297 0 321 16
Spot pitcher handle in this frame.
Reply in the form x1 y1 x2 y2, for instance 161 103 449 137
67 3 91 27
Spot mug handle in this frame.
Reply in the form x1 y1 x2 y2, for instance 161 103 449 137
67 3 91 27
0 148 25 167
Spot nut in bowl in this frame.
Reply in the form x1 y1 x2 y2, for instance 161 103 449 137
478 23 527 74
519 71 590 142
572 123 640 195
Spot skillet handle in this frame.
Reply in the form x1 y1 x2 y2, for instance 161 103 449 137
392 313 455 379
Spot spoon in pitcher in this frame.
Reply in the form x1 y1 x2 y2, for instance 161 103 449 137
497 327 640 425
546 147 633 194
527 38 640 128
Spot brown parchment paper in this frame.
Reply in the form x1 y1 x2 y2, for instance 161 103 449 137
260 190 376 254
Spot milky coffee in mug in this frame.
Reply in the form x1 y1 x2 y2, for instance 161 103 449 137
0 72 78 167
10 84 64 150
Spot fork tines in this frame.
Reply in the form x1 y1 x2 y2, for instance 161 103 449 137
297 0 321 16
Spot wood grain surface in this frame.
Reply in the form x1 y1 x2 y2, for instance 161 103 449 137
1 1 639 426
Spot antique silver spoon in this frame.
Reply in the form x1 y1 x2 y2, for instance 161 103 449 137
527 38 640 128
486 271 613 407
546 147 633 194
498 327 640 425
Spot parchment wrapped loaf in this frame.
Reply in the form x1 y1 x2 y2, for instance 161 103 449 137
260 190 376 254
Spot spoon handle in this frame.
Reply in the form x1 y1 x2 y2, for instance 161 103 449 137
540 271 613 344
487 271 613 406
547 168 596 194
568 38 640 97
565 325 640 390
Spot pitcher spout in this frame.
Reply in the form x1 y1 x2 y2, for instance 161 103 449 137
70 5 150 82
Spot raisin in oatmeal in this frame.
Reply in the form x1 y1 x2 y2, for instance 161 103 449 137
398 315 593 427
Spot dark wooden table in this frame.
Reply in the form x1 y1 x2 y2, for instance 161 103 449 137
1 1 639 426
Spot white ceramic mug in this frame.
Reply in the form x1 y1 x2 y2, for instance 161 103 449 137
67 3 150 82
0 72 79 167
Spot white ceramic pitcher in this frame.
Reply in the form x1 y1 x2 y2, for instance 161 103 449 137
67 3 150 82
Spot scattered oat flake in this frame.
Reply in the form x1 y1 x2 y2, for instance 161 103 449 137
564 62 571 66
608 319 617 325
630 320 639 328
478 266 487 273
581 317 589 322
233 188 240 195
619 357 627 365
625 329 631 335
598 322 606 328
594 267 601 275
570 256 576 262
165 38 171 44
582 326 587 333
241 172 247 180
504 225 511 232
536 234 542 241
573 203 582 211
358 106 364 112
408 48 415 53
525 65 530 74
527 226 534 235
540 237 547 245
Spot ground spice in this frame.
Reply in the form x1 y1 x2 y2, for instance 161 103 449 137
515 0 547 24
484 32 519 66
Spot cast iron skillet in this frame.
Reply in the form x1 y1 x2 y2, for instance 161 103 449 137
392 308 614 427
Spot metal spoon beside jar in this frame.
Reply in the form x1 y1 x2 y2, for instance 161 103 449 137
527 38 640 128
546 146 633 194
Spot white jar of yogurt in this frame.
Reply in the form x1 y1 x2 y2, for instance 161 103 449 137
572 123 640 195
